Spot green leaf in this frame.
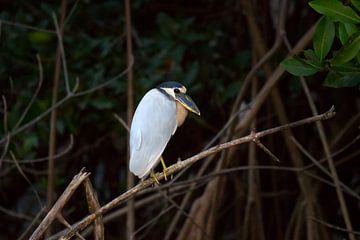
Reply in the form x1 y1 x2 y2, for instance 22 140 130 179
338 22 358 44
27 32 53 43
313 17 335 60
23 134 39 153
303 49 323 69
332 33 360 65
90 97 114 109
304 49 319 62
332 62 360 72
309 0 360 24
324 70 360 87
281 57 319 76
351 0 360 11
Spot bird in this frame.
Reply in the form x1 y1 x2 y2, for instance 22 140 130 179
129 81 200 182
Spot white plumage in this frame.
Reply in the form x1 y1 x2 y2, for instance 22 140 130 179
129 89 178 178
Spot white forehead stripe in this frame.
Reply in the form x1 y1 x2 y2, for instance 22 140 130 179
181 86 187 93
162 87 176 98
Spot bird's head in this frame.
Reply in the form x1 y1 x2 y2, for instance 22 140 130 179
157 81 200 116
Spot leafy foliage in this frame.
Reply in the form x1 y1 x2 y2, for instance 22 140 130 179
281 0 360 88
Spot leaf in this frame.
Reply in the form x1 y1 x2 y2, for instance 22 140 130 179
332 62 360 72
281 57 319 76
332 33 360 65
309 0 360 24
90 97 114 109
313 17 335 60
23 134 39 153
351 0 360 11
156 13 179 37
303 49 323 69
324 70 360 87
338 22 358 44
304 49 319 62
27 32 52 43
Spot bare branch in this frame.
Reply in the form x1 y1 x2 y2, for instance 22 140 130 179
56 107 336 239
10 151 43 208
57 213 86 240
0 19 56 33
63 0 81 27
13 54 44 130
52 12 71 95
0 96 9 168
113 113 130 132
310 218 360 236
2 95 8 133
251 132 280 163
29 168 90 240
2 134 74 164
83 178 104 240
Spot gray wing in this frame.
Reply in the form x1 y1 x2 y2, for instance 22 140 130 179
129 89 177 178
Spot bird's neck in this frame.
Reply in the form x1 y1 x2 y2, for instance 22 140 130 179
176 101 188 127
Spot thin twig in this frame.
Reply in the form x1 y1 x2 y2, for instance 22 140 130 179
134 206 174 240
113 113 129 132
291 137 360 201
310 217 360 236
2 95 8 133
124 0 135 238
63 0 80 27
56 214 86 240
47 3 67 237
253 137 280 162
52 11 71 95
0 19 55 33
157 189 211 240
0 205 35 221
2 135 73 164
10 151 43 208
0 96 9 167
13 54 44 130
303 134 360 171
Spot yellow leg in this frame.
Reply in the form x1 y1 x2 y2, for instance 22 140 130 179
160 156 168 180
150 170 160 185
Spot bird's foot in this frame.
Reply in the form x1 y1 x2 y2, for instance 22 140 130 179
150 170 160 185
160 156 168 180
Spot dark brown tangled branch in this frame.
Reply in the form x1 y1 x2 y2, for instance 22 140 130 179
29 106 336 240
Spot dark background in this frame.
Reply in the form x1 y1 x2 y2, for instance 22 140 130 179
0 0 359 239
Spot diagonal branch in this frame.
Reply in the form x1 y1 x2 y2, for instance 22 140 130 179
29 169 90 240
54 107 336 239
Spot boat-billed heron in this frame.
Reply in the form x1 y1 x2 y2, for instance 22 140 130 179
129 81 200 181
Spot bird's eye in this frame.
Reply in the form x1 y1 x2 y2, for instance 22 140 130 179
174 88 180 94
